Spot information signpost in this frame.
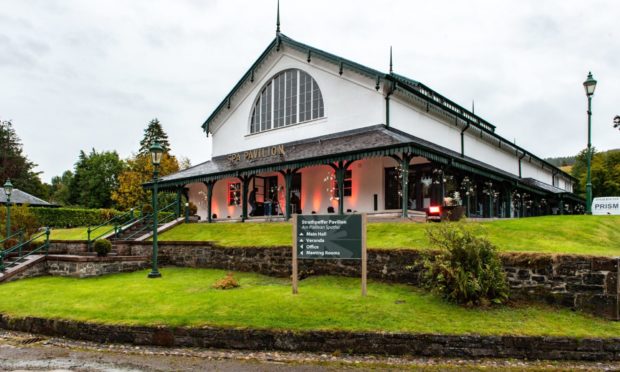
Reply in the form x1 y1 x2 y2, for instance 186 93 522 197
292 214 367 296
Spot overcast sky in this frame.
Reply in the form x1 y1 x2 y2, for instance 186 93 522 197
1 0 618 182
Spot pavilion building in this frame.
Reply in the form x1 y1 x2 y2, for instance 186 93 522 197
148 29 581 222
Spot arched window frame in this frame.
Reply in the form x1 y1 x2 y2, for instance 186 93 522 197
249 69 325 134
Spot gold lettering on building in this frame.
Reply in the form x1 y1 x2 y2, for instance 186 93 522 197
229 145 285 163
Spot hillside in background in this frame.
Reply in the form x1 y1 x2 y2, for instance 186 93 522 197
545 148 619 167
545 155 576 167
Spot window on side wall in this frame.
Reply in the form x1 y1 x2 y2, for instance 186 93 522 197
333 169 352 198
228 182 241 206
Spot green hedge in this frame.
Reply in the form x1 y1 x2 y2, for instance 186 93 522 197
31 207 177 228
31 208 125 228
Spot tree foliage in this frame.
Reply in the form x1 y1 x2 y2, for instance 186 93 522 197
68 149 125 208
139 118 170 156
571 148 620 198
111 153 179 211
0 204 40 241
49 170 74 206
0 120 48 199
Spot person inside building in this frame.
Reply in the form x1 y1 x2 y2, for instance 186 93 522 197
249 187 258 216
290 191 301 215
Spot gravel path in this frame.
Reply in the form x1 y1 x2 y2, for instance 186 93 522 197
0 330 618 371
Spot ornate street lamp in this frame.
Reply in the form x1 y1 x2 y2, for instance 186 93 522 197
148 141 164 278
3 179 13 239
614 115 620 131
583 72 597 214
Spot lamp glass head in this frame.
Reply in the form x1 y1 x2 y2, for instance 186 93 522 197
149 141 164 166
583 72 597 96
3 179 13 197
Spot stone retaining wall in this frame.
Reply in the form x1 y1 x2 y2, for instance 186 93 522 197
4 261 48 283
120 242 619 320
0 315 618 361
48 241 90 255
2 256 147 282
46 256 148 278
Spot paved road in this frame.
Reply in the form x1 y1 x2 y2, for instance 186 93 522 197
0 330 618 371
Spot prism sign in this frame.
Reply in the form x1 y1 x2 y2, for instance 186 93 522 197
591 197 620 215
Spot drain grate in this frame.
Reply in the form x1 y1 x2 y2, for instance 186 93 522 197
20 337 44 345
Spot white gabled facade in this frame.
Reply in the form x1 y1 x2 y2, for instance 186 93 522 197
156 33 581 221
209 48 384 157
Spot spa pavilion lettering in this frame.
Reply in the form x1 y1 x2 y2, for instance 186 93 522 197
227 145 286 163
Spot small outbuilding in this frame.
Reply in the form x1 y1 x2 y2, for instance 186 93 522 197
0 188 54 207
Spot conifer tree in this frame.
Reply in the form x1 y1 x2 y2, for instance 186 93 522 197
139 118 170 155
0 119 48 199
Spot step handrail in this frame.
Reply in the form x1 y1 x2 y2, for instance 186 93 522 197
87 208 138 251
117 200 179 241
0 227 50 271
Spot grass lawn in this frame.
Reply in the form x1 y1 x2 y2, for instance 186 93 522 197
0 268 618 338
47 226 113 241
158 216 620 256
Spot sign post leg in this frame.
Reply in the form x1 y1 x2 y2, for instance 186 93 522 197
361 213 367 297
292 214 299 294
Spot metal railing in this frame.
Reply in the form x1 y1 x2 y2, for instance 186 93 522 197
0 228 50 271
0 229 24 250
118 201 179 242
87 208 138 251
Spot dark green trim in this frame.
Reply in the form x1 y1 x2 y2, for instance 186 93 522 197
203 181 216 223
391 80 575 182
518 152 526 178
460 123 470 157
385 95 390 127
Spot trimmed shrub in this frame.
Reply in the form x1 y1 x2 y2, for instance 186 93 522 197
212 272 240 290
93 239 112 257
421 222 509 306
31 207 127 228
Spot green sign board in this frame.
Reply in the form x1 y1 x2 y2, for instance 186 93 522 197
296 214 362 259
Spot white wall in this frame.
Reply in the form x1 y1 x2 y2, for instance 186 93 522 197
521 160 553 184
210 48 384 157
463 133 520 175
390 97 461 153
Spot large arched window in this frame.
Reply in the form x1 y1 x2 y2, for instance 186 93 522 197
250 69 324 133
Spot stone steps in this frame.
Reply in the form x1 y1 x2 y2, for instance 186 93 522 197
0 255 46 283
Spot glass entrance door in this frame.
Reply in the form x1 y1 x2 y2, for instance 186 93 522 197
384 167 416 210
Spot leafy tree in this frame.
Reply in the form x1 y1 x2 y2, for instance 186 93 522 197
113 118 180 211
111 153 179 211
0 119 48 199
49 170 74 206
69 149 125 208
138 118 170 156
0 204 40 242
572 148 620 198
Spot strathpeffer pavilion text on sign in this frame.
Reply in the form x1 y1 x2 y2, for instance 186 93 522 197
296 214 362 259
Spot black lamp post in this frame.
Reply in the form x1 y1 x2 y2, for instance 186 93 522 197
3 179 13 239
583 72 597 214
148 141 164 279
614 115 620 131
